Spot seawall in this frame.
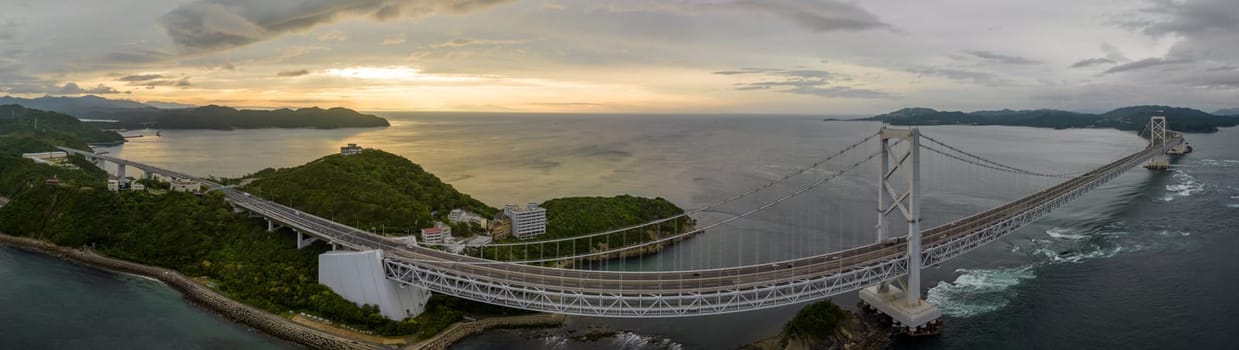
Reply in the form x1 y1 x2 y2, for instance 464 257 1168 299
405 313 565 350
0 234 386 350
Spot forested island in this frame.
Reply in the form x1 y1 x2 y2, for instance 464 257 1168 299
862 105 1239 133
93 105 390 130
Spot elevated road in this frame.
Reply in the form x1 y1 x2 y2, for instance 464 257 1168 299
58 133 1182 317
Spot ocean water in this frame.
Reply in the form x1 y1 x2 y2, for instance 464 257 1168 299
0 246 293 349
2 112 1235 349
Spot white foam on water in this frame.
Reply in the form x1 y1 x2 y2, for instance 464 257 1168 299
926 265 1036 318
542 334 568 349
1228 204 1239 209
610 331 683 350
1045 227 1085 240
1161 170 1205 201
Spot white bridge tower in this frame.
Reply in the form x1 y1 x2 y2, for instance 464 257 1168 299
1145 115 1170 170
860 127 942 335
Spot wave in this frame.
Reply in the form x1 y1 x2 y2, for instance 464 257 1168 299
1158 169 1205 202
609 331 684 350
1197 159 1239 168
927 223 1183 318
1045 227 1085 240
926 265 1036 318
1229 204 1239 209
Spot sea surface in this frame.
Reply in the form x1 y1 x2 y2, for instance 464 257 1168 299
1 112 1235 349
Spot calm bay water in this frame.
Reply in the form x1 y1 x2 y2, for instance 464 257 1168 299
2 112 1235 349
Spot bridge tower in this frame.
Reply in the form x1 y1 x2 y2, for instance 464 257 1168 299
860 127 942 335
1145 115 1170 170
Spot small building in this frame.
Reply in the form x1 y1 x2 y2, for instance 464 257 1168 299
447 209 489 227
340 143 363 156
420 222 451 244
44 176 61 186
131 183 146 191
170 178 200 192
504 203 547 240
107 179 120 192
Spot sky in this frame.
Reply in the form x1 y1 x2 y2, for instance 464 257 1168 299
0 0 1236 114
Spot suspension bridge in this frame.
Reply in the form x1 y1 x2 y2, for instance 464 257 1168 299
60 116 1184 334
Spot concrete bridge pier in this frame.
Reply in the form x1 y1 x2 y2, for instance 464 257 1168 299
319 250 429 320
266 219 282 232
116 164 126 183
295 230 318 249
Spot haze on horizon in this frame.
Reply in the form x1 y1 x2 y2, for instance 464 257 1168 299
0 0 1236 114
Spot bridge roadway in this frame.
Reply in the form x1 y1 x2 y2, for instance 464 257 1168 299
60 134 1181 317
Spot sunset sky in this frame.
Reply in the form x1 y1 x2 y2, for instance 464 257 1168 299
1 0 1236 114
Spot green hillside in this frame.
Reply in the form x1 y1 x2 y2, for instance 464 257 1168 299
0 104 125 152
243 149 495 235
864 105 1239 133
94 105 390 130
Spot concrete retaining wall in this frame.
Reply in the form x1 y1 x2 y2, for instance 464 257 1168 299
408 314 565 350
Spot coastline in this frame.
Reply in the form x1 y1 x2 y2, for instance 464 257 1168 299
0 233 569 350
0 233 382 350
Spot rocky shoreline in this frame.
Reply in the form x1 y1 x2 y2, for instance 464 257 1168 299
0 234 382 350
405 314 565 350
739 302 895 350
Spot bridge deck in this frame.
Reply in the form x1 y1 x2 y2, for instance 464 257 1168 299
60 133 1182 317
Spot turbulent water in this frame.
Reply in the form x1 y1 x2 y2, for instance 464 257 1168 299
2 112 1235 349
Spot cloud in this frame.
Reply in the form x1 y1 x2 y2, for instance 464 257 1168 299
906 66 1008 86
158 0 518 53
718 0 890 32
132 77 192 88
1069 58 1116 68
965 50 1040 65
428 38 525 49
316 29 347 42
717 67 889 98
276 69 310 77
57 82 123 94
381 35 406 45
1134 0 1239 37
1103 57 1193 74
118 74 164 82
0 19 16 40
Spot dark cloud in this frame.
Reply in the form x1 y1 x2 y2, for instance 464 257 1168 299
159 0 518 53
133 77 192 88
118 74 164 82
1069 58 1116 68
276 69 310 77
906 66 1008 86
0 19 16 40
428 38 525 49
718 67 888 98
1135 0 1239 37
721 0 890 32
57 82 124 94
99 48 175 65
1103 57 1193 74
965 50 1040 65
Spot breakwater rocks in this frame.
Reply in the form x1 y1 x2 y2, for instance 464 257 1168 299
407 314 566 350
0 234 385 350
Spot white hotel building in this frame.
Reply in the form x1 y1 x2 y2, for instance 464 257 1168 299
504 203 547 240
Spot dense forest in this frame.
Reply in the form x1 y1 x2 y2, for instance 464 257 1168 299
863 105 1239 133
92 105 390 130
243 149 496 236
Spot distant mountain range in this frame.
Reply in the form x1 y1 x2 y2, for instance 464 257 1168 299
1215 108 1239 116
0 95 165 117
863 105 1239 133
0 95 387 130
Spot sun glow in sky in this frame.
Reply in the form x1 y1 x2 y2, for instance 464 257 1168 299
1 0 1237 114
